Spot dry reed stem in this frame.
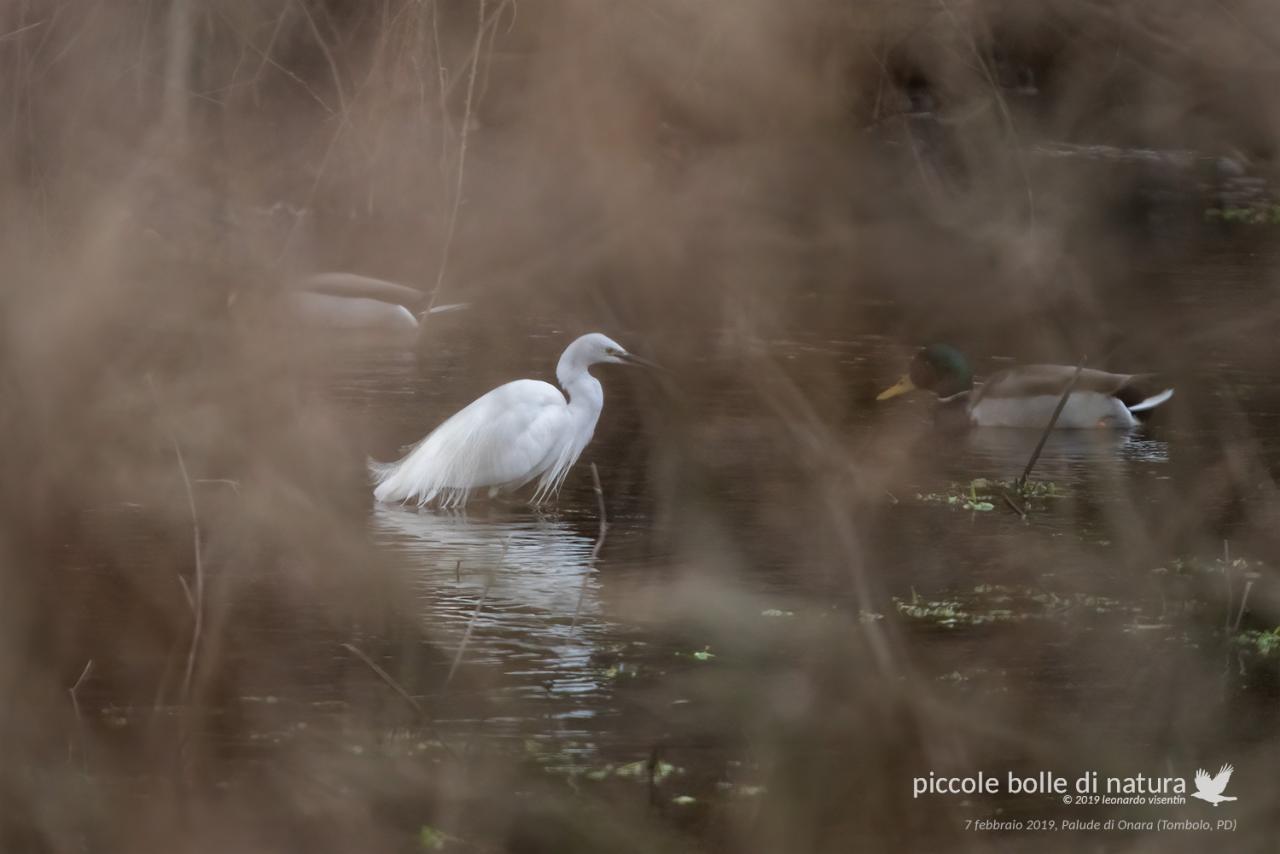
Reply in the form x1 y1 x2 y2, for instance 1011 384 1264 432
292 0 347 116
147 376 204 705
570 463 609 636
1017 355 1087 489
68 659 93 772
444 534 507 686
340 642 459 761
426 0 488 314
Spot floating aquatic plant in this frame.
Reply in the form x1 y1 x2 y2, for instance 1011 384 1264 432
675 646 716 662
915 478 1064 512
418 826 447 851
1205 204 1280 225
894 584 1135 628
1233 628 1280 657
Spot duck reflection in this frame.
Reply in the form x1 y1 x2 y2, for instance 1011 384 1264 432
961 429 1170 480
369 505 606 699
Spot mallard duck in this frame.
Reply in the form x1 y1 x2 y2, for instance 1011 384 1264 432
876 344 1174 429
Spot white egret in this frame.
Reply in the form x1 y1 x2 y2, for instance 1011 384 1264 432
229 272 467 334
371 333 649 508
286 272 467 332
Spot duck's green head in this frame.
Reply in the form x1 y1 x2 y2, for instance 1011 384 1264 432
877 344 974 401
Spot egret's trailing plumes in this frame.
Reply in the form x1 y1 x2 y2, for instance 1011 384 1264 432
371 333 646 508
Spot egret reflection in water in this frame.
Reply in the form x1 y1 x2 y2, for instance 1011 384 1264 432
369 505 609 700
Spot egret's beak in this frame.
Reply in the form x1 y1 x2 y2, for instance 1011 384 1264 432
618 352 661 370
876 375 916 401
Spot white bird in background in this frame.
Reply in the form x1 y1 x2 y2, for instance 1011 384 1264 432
286 272 467 332
1191 765 1237 805
371 333 650 508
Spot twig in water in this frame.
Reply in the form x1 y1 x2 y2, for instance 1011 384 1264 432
445 536 508 686
1017 355 1087 490
570 464 609 636
148 377 204 704
647 744 662 807
1234 580 1254 633
341 642 427 717
68 660 94 772
340 642 458 761
998 489 1026 519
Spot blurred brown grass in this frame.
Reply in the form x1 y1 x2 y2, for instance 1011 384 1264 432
3 1 1280 851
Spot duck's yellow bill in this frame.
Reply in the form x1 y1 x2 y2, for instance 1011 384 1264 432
876 375 916 401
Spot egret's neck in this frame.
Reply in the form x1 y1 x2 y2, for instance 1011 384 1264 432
560 368 604 420
556 343 606 430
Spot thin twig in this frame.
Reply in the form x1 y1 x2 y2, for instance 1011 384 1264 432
0 20 44 44
429 0 454 169
148 377 204 703
1223 540 1234 633
1017 356 1087 489
341 642 427 717
647 744 662 807
445 536 508 685
340 642 459 761
292 0 347 116
998 489 1026 519
425 0 488 315
68 659 94 772
1233 580 1253 633
938 0 1036 228
570 464 609 636
70 659 94 700
177 574 194 613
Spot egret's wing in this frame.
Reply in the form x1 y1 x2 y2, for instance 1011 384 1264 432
373 380 569 505
299 272 425 309
1194 769 1212 792
287 292 418 331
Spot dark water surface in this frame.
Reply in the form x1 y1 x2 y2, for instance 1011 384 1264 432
50 234 1280 849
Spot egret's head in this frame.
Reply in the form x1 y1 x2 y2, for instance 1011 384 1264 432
575 332 651 365
558 333 654 385
877 344 974 400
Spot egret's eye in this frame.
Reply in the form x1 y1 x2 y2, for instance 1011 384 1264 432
607 348 621 356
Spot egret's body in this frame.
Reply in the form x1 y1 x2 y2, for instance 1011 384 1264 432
371 333 642 508
228 272 467 335
289 272 466 332
286 291 419 332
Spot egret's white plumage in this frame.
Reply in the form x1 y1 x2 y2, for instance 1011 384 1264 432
288 273 467 332
371 333 641 508
286 291 420 331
